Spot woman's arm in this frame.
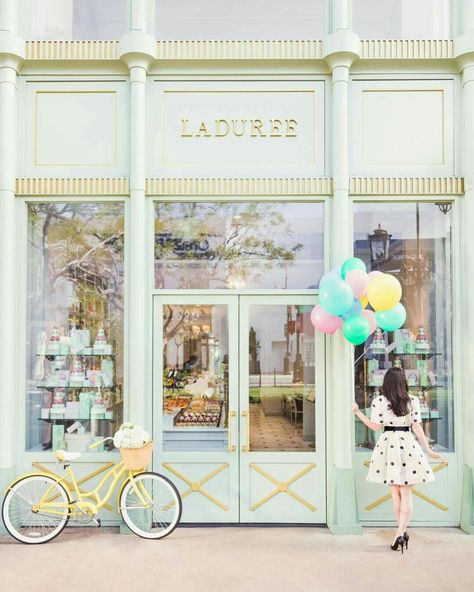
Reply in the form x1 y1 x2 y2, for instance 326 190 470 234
411 422 443 459
351 402 383 432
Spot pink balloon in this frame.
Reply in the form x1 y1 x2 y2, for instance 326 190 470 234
362 309 378 334
346 269 369 298
311 305 343 335
367 271 383 281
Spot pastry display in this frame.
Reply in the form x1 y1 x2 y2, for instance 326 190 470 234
47 326 61 354
163 396 192 413
69 357 86 386
174 399 223 427
415 325 430 352
371 328 385 353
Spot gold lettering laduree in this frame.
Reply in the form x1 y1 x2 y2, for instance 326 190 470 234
180 118 298 138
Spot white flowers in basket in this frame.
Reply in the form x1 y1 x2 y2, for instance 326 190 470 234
113 423 150 449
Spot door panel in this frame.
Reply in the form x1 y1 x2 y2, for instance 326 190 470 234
154 295 240 522
239 296 326 523
153 294 326 523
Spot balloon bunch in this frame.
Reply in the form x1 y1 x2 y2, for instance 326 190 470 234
311 258 406 345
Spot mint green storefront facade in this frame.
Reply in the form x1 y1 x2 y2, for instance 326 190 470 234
0 0 474 534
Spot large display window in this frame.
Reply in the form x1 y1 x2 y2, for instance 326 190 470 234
26 0 128 40
26 203 125 453
154 202 324 290
154 0 324 40
352 0 451 39
353 202 454 453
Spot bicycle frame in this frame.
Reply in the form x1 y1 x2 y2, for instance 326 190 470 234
32 461 150 517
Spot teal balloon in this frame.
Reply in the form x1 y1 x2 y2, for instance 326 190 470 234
319 278 354 316
341 257 367 280
343 315 371 345
375 303 407 332
342 298 362 321
318 266 342 288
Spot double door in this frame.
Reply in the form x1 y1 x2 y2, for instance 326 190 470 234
153 294 326 523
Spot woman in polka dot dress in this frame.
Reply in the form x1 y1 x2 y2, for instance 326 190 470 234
352 367 442 553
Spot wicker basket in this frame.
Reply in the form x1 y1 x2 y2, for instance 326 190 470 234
120 441 153 470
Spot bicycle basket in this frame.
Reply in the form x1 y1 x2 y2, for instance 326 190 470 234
120 441 153 470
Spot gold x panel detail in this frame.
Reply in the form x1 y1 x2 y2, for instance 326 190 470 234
249 463 317 512
162 462 230 511
32 461 115 511
363 461 449 512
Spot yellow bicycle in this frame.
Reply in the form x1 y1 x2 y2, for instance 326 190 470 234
1 438 182 544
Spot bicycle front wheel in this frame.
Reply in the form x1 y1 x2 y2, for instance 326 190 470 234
2 475 70 544
119 472 182 539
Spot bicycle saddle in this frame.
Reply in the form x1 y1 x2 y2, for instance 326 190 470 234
54 450 81 462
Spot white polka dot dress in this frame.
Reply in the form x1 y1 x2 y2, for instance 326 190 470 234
366 395 435 486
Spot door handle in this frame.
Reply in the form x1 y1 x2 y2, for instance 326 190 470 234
228 411 236 452
241 410 250 452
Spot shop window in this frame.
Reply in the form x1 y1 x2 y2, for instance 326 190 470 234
154 202 324 290
26 203 125 452
353 0 451 39
26 0 127 40
154 0 324 40
353 203 454 453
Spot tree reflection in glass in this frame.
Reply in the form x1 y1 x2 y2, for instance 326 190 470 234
154 202 324 290
26 203 124 452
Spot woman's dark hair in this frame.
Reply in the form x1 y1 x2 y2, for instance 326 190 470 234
382 367 411 416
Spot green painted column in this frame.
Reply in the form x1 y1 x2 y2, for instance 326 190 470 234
456 2 474 534
323 0 362 535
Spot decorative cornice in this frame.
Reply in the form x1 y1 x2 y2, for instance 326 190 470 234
155 39 323 60
22 39 455 62
16 177 128 195
350 177 464 196
359 39 453 60
146 177 333 196
14 176 463 197
25 40 119 60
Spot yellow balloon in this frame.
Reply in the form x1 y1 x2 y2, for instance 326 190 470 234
367 273 402 311
359 295 368 309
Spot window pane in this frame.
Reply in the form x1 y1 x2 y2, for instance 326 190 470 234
353 0 451 39
26 203 125 452
248 304 316 452
353 203 454 453
27 0 128 40
154 202 324 290
155 0 324 40
162 304 230 451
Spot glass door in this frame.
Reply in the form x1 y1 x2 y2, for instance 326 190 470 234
239 295 326 523
153 294 326 523
153 295 239 522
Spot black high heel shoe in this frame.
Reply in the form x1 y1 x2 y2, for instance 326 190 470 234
403 531 409 549
391 535 406 553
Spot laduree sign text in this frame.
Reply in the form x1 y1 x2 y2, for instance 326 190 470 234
180 118 298 138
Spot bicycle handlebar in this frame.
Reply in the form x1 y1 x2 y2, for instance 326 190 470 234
89 437 114 450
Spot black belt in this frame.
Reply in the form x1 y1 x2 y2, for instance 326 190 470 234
384 426 410 432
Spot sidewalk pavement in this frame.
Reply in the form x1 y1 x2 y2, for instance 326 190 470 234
1 526 472 592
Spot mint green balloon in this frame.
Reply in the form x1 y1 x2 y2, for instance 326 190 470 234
342 315 371 345
319 278 354 316
375 303 406 332
341 257 367 280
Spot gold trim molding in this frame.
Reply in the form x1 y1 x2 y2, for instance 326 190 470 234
15 176 463 197
23 39 454 62
16 177 128 196
146 177 333 196
25 40 119 60
155 39 323 60
359 39 453 60
351 177 464 196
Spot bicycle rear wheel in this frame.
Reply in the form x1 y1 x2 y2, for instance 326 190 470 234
2 475 70 544
119 472 182 539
